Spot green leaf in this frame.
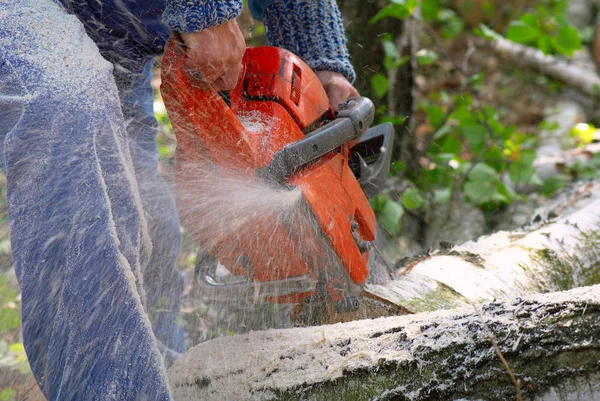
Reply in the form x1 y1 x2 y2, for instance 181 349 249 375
433 188 451 205
551 24 581 56
371 74 389 99
8 342 27 363
463 163 502 205
509 150 538 185
477 24 502 40
382 37 409 69
507 20 539 43
0 388 15 401
540 175 569 196
463 181 496 204
421 0 440 22
520 13 538 29
382 37 398 59
426 105 444 128
468 162 499 181
370 0 418 23
0 307 20 334
461 125 486 152
401 188 425 210
379 198 405 235
431 124 451 140
416 49 438 65
369 195 387 212
536 34 552 54
438 9 464 39
441 135 462 155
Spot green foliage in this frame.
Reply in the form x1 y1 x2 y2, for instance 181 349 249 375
0 274 20 335
0 389 15 401
463 163 516 205
480 0 582 56
421 0 465 39
369 0 418 23
370 195 404 235
381 34 410 69
401 188 424 210
370 74 389 99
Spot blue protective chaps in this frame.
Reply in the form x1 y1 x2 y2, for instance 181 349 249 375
0 0 184 399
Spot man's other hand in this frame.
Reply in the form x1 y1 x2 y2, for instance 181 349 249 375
181 19 245 91
315 71 360 112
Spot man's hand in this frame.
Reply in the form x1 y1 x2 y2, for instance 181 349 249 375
316 71 360 112
180 19 245 91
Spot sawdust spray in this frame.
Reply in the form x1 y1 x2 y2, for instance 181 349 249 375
171 114 352 341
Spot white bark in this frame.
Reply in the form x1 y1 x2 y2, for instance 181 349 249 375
169 284 600 401
171 180 600 400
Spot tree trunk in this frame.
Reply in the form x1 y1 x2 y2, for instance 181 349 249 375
168 284 600 401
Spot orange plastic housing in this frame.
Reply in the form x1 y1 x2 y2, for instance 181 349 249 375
161 39 375 302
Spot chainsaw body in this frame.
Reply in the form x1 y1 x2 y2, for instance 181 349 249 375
161 40 393 312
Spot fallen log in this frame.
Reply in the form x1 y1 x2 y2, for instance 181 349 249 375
491 36 600 98
363 180 600 314
169 284 600 400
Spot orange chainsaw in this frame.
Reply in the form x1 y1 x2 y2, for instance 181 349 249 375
161 38 393 314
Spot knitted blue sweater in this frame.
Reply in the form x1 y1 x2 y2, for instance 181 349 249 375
162 0 356 83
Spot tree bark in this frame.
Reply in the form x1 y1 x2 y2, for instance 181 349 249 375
168 284 600 401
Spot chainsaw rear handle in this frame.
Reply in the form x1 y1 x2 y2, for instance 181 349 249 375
256 97 375 183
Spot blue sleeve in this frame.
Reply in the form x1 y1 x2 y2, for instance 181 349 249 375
248 0 273 20
163 0 243 33
260 0 356 83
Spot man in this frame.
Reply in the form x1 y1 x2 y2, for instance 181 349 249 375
0 0 358 399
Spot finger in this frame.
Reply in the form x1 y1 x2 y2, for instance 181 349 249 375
187 58 225 83
212 62 243 91
327 88 352 112
183 38 224 82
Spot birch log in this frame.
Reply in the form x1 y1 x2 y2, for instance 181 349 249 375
363 180 600 314
169 284 600 401
491 36 600 97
